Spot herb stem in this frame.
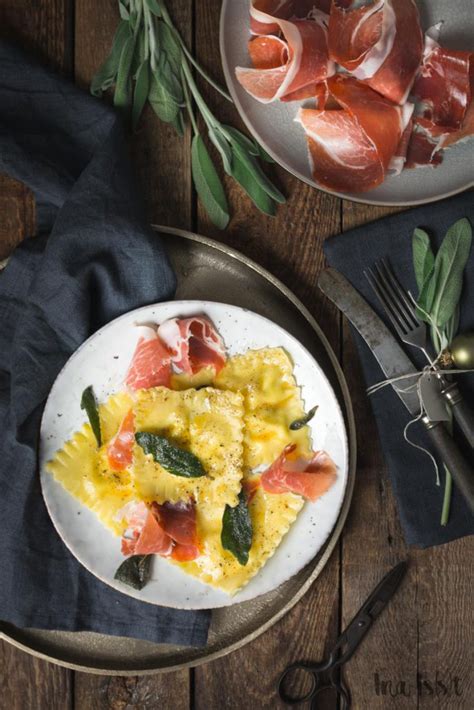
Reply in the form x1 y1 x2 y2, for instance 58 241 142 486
181 66 199 136
181 54 220 133
143 2 157 71
159 0 233 103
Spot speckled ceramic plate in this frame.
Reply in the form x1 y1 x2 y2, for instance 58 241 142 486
220 0 474 206
0 228 356 673
40 301 348 609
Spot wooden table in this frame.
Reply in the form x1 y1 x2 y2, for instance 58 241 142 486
0 2 472 708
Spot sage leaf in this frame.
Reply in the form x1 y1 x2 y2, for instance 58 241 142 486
192 134 230 230
90 20 130 97
149 74 180 123
114 555 151 590
209 128 233 174
156 20 182 74
229 140 285 204
412 228 435 292
132 61 150 130
118 1 130 20
430 218 472 327
222 125 258 156
114 33 136 111
290 405 318 431
171 110 185 136
221 490 253 566
136 432 207 478
145 0 162 16
80 386 102 447
230 150 275 216
155 53 183 105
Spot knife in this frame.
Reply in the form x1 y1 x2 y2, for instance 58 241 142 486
318 268 474 514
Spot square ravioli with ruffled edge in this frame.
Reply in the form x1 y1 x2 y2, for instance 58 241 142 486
132 386 244 511
46 391 136 535
172 348 314 593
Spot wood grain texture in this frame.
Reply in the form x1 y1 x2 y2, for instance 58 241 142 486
0 174 36 259
75 0 193 229
0 640 72 710
74 671 189 710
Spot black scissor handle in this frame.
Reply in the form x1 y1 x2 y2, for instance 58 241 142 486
278 662 319 704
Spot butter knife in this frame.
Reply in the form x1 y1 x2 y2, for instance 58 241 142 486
318 268 474 514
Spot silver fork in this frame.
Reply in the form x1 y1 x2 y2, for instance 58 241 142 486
364 258 474 448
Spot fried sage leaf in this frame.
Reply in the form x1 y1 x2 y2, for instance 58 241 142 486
135 432 207 478
80 386 102 447
221 490 253 566
290 405 318 431
114 555 152 590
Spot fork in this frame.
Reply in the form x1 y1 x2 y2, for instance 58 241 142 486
364 258 474 448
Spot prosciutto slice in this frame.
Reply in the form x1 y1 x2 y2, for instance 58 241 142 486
260 444 337 501
236 10 334 103
107 409 135 471
328 0 423 105
250 0 331 35
125 326 172 390
157 316 226 376
296 75 413 191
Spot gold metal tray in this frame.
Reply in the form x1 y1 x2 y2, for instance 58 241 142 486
0 227 356 674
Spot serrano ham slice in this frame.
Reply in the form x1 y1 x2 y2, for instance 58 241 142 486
328 0 423 105
237 8 334 103
250 0 331 35
125 327 172 390
157 316 226 376
107 409 135 471
296 76 413 191
261 444 337 501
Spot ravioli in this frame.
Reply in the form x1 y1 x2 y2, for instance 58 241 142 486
133 386 244 510
178 487 303 593
46 391 135 535
214 347 312 470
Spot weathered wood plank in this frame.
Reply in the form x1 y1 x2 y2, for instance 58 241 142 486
74 0 192 229
74 671 189 710
0 175 36 259
341 200 474 709
0 640 72 710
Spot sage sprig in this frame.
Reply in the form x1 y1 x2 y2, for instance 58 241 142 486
412 218 472 525
91 0 284 228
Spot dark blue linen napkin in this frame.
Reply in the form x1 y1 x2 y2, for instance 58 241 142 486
324 191 474 547
0 41 211 645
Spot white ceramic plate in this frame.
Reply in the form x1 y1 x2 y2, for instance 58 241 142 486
220 0 474 206
40 301 348 609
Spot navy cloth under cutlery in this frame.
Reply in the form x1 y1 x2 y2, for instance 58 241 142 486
0 41 211 645
324 191 474 547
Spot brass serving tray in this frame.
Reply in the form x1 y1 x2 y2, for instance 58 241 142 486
0 227 356 675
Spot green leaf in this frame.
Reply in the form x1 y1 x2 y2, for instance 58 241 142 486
131 29 147 77
290 405 318 431
191 134 230 230
208 128 232 174
114 555 151 590
230 150 275 216
412 228 435 292
114 33 136 111
145 0 162 16
155 52 183 105
80 386 102 447
148 74 180 123
156 20 182 74
90 20 130 97
170 110 185 136
234 143 284 204
132 61 150 130
118 1 130 20
222 125 258 155
429 218 472 327
221 490 253 565
136 432 207 478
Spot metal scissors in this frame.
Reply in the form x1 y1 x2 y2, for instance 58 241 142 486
278 560 408 708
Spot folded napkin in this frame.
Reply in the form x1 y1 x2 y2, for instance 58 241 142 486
324 191 474 547
0 42 211 645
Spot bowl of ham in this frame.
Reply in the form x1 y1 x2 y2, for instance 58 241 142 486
220 0 474 205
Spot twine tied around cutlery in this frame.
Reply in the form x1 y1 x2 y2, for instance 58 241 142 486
367 365 474 485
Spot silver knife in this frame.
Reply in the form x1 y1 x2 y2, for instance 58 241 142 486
318 268 474 514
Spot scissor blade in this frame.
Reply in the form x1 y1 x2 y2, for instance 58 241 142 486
362 561 408 620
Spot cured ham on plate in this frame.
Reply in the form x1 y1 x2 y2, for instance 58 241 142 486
221 0 474 205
